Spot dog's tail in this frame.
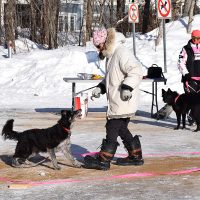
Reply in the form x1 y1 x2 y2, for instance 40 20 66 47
2 119 19 141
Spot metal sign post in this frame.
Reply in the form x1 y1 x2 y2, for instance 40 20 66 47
157 0 172 73
128 3 139 57
132 23 136 56
163 19 167 73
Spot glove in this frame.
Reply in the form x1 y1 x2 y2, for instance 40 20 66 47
182 73 191 83
92 87 101 98
121 90 132 101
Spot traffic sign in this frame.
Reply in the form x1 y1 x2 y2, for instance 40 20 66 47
157 0 172 19
128 3 139 23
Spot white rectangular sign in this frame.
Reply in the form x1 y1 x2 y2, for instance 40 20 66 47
128 3 139 23
157 0 172 19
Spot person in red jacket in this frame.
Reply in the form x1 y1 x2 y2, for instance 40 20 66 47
177 29 200 125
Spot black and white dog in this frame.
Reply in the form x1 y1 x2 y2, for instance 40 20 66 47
162 88 200 131
1 110 82 169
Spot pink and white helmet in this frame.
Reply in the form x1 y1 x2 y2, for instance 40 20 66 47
93 28 107 46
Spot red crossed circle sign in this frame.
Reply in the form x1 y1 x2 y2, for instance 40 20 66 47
129 4 138 23
158 0 171 18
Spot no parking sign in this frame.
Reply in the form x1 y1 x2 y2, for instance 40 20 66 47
128 3 139 23
157 0 172 19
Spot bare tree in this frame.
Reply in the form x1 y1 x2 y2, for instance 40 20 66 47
30 0 42 44
4 0 16 53
155 19 163 48
142 0 150 34
116 0 126 34
98 0 106 26
42 0 59 49
109 0 114 27
82 0 87 46
86 0 93 41
82 0 100 46
183 0 192 17
1 0 168 49
0 0 2 45
187 0 196 33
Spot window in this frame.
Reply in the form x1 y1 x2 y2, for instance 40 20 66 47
59 14 77 32
70 15 76 31
59 16 63 32
64 16 68 32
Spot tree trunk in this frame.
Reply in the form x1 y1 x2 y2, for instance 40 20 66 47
116 0 126 35
142 0 151 34
86 0 93 42
4 0 16 53
110 0 114 27
98 0 106 26
183 0 192 17
42 0 59 49
187 0 196 33
155 19 163 48
82 0 87 46
30 0 41 44
0 0 2 45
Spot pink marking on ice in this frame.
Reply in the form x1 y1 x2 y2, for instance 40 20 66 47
164 168 200 175
29 173 156 186
1 168 200 187
1 152 200 187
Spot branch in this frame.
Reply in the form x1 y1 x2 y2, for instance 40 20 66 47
115 15 128 27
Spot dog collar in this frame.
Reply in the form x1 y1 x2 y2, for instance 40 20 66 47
59 124 70 133
175 94 180 104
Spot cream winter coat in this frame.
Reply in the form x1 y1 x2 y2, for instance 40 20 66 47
99 28 143 119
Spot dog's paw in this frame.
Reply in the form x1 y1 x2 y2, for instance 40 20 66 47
24 160 33 165
73 160 83 168
174 127 179 130
12 158 25 167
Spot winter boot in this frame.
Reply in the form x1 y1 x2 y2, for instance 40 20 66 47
116 135 144 166
84 139 119 170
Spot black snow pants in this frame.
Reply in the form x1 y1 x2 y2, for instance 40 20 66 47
183 80 200 125
105 118 134 144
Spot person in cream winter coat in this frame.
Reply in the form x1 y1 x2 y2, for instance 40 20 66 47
84 28 144 170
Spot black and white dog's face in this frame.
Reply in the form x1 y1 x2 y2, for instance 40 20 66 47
60 109 82 128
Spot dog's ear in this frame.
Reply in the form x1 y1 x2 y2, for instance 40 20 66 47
61 110 71 117
61 110 66 115
62 109 74 116
162 89 166 95
167 88 172 92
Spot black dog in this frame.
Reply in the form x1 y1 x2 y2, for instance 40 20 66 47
162 88 200 131
1 110 82 169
